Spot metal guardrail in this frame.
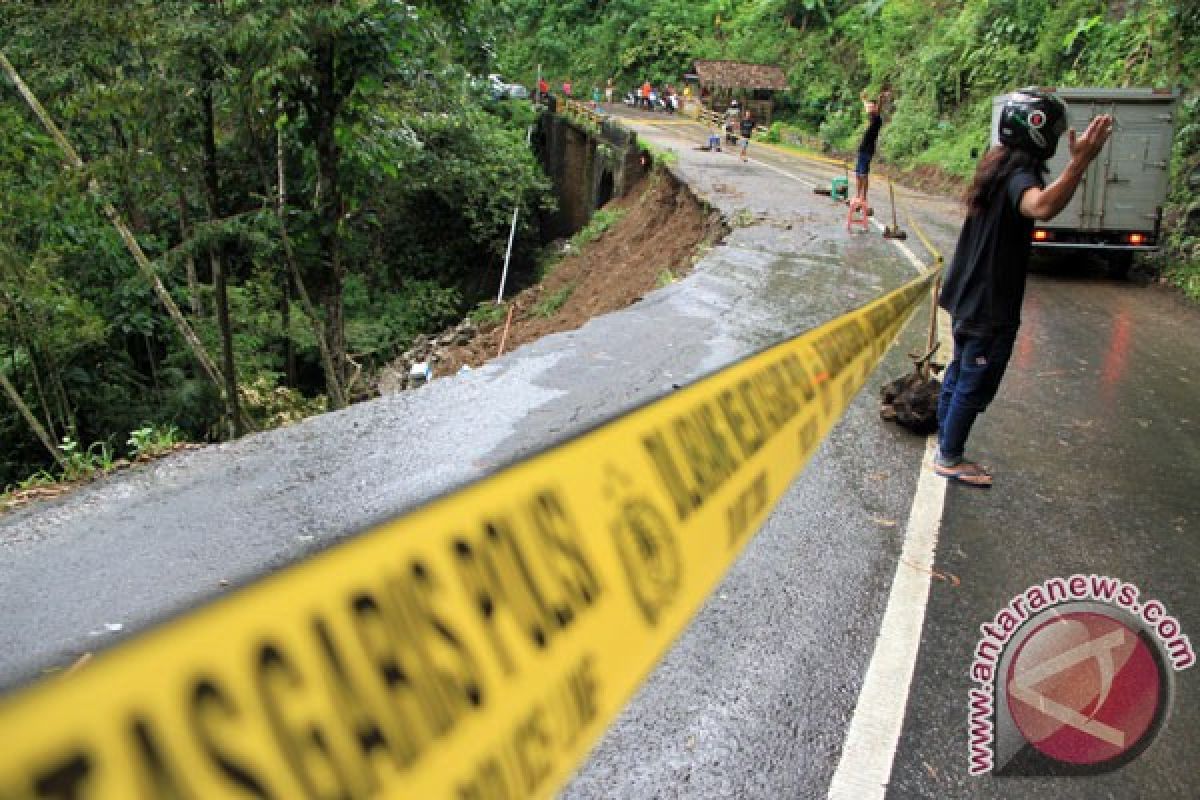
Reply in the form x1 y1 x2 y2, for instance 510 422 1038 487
560 96 605 126
692 106 768 136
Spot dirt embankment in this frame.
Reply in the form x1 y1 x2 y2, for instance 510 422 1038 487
415 168 726 380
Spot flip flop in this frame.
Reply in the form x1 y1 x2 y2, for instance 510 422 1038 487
934 460 993 488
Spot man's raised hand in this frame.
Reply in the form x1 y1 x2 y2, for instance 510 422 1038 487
1068 114 1114 164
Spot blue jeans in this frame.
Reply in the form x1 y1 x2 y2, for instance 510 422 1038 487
936 325 1017 464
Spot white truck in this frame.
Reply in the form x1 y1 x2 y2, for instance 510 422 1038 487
991 87 1181 275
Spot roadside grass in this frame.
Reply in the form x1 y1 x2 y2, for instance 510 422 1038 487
640 141 679 166
469 300 509 326
656 268 676 287
2 424 187 513
1165 257 1200 301
571 207 626 248
537 207 629 281
532 282 577 317
730 207 757 228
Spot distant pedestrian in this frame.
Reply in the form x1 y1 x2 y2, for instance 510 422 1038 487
605 78 614 104
935 89 1113 488
641 80 651 110
537 76 549 101
562 79 573 97
739 110 756 161
707 125 722 152
854 87 890 203
591 85 602 108
724 99 740 145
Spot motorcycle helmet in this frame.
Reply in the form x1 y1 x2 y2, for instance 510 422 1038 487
997 87 1069 160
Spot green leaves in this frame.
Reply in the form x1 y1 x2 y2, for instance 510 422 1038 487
1 0 560 485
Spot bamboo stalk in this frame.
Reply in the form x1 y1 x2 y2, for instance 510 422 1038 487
276 117 346 409
0 369 66 468
0 50 226 396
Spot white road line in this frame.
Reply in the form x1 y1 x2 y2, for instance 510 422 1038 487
748 156 819 189
827 433 948 799
869 216 928 271
727 137 954 800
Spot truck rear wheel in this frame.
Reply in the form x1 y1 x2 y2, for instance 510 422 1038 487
1107 251 1133 280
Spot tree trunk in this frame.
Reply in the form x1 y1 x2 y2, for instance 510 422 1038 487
201 57 245 437
313 33 347 388
282 274 295 387
0 369 65 469
6 297 59 443
177 189 203 317
276 113 346 408
0 50 227 399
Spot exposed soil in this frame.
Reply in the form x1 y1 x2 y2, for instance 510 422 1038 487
434 169 726 376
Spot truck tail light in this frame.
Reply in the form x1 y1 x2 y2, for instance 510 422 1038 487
1033 229 1051 242
1127 233 1147 245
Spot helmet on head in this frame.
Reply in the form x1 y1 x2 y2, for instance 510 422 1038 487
730 99 739 108
998 87 1069 160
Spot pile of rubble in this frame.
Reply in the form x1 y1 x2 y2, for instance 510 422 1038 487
377 318 481 395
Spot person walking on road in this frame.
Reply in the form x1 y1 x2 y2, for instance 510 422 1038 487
641 80 651 110
739 109 756 161
605 77 614 105
935 88 1113 488
724 99 740 145
854 87 890 203
562 78 573 98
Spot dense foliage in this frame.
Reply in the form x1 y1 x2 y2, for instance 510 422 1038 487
4 1 1198 491
1 1 552 487
498 0 1199 288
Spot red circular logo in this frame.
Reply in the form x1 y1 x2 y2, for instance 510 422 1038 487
1028 110 1046 128
1006 612 1163 766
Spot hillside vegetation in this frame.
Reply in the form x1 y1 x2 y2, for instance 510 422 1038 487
0 1 552 490
1 1 1196 496
498 0 1199 293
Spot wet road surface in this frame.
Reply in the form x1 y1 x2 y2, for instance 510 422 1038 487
568 109 1200 799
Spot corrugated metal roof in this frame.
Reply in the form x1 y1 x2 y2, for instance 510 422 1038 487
693 60 788 90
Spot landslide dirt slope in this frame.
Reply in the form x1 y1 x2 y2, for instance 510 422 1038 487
436 169 726 376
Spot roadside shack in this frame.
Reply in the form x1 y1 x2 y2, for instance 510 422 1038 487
691 60 788 126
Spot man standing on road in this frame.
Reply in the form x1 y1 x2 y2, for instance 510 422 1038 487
605 77 614 105
739 109 756 161
935 88 1113 487
854 87 890 203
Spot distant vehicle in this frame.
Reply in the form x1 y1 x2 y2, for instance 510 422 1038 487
991 87 1181 275
488 73 528 101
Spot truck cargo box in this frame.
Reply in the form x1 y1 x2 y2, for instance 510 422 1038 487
990 88 1180 256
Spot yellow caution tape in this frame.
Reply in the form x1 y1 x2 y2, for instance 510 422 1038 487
0 269 937 800
903 211 944 266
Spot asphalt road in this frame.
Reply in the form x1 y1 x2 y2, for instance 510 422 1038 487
1 106 1196 799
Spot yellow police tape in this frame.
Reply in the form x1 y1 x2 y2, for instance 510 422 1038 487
0 269 938 800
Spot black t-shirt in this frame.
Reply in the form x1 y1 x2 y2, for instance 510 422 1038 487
739 117 755 137
858 112 882 155
938 167 1044 333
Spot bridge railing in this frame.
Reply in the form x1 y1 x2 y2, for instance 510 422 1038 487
560 96 606 126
